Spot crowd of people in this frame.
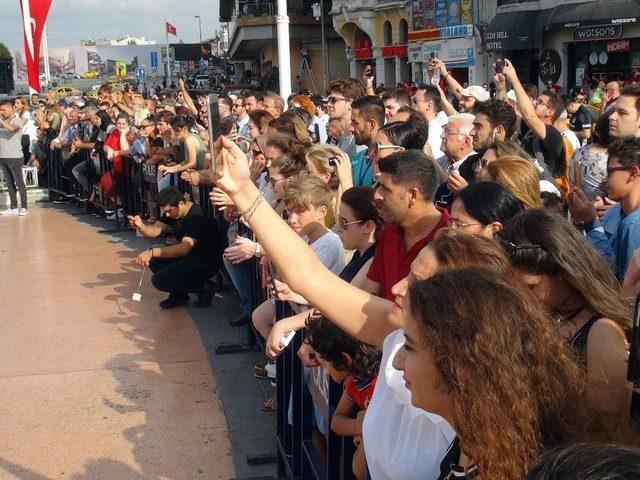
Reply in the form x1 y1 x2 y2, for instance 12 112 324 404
3 55 640 479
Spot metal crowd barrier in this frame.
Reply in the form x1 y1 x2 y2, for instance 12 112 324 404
275 304 356 480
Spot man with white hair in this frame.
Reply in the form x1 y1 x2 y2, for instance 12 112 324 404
434 113 476 210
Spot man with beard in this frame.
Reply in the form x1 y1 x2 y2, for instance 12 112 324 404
361 150 450 301
349 95 385 187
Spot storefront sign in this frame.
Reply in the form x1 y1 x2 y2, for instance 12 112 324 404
447 0 461 26
538 49 561 83
607 39 630 53
573 24 623 42
422 37 474 67
435 0 448 27
412 0 425 31
408 24 472 41
425 0 436 29
381 45 408 57
408 43 423 62
460 0 472 24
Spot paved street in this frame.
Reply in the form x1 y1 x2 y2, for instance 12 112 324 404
0 204 247 479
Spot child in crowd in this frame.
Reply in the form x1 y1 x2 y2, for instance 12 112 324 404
305 313 381 480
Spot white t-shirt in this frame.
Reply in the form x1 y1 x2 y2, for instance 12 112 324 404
363 329 455 480
561 129 581 152
309 229 346 275
428 111 448 159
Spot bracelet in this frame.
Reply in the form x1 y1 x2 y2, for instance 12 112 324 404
240 193 264 223
149 247 154 258
444 73 450 81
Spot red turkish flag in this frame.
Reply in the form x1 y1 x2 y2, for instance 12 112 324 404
166 21 177 36
19 0 53 93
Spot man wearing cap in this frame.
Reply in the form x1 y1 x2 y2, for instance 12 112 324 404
432 59 489 113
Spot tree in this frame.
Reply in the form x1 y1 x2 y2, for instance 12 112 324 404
0 42 11 59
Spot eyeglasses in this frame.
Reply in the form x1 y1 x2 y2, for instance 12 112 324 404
447 219 482 229
607 166 631 175
338 217 363 228
443 128 469 137
233 103 243 108
269 176 286 187
327 96 348 104
500 240 542 258
372 141 401 153
534 98 550 108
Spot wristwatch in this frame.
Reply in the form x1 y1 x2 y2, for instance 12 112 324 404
255 243 262 257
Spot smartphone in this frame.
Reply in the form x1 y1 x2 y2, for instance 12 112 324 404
364 65 374 79
206 93 221 158
268 262 278 292
430 52 435 60
495 59 505 74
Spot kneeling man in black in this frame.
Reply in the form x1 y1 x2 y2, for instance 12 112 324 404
130 187 222 309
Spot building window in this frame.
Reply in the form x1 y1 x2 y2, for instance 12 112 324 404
399 19 408 44
384 21 392 46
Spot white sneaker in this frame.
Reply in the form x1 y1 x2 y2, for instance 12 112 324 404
18 208 29 216
0 208 19 216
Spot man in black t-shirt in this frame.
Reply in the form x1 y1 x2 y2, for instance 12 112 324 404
129 187 222 309
503 60 566 178
567 96 595 146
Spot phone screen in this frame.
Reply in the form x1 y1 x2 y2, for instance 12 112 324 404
268 262 278 291
206 94 221 163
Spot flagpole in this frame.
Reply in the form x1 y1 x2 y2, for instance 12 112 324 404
42 25 51 92
165 19 171 87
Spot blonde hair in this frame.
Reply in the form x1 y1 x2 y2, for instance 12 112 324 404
305 143 341 189
487 156 544 209
284 174 333 212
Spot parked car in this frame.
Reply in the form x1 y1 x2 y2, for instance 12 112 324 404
50 86 81 100
194 75 210 90
9 89 30 97
61 72 80 80
81 71 100 79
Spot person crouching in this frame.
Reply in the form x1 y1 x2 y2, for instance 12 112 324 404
129 187 222 309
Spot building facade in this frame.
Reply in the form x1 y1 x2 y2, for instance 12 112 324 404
220 0 349 92
485 0 640 91
330 0 412 87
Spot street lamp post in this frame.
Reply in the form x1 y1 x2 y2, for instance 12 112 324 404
312 0 328 93
195 15 203 43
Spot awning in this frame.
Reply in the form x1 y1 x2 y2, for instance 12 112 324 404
537 0 640 29
485 11 539 51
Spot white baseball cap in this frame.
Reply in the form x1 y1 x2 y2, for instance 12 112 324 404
459 85 490 102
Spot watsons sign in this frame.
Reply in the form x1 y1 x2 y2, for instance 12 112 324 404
573 24 623 42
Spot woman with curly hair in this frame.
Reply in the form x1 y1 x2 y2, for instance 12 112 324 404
393 267 589 479
499 209 632 419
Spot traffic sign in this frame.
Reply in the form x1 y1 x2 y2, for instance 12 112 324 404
150 51 158 68
136 67 146 78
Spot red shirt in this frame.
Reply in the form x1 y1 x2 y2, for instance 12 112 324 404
344 375 377 410
366 208 450 301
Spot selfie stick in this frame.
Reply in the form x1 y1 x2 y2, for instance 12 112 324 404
132 264 148 302
280 330 296 347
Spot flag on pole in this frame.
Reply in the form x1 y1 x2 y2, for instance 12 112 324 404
166 21 177 36
19 0 54 93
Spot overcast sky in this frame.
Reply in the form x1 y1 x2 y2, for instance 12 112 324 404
2 0 220 52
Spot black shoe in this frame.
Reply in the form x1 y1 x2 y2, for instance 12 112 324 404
159 293 189 309
193 281 215 308
229 312 250 327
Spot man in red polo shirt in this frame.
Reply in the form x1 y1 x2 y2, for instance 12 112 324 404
363 149 450 301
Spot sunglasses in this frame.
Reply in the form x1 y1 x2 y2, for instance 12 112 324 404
607 166 631 175
500 240 542 258
327 96 348 104
371 141 401 153
338 217 363 228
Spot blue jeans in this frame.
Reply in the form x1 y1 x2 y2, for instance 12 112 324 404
223 256 257 316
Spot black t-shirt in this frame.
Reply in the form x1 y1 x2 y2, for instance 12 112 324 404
434 154 479 211
438 437 479 480
569 105 594 133
162 203 222 265
521 124 565 178
339 243 376 282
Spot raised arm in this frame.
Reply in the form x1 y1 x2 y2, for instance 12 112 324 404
502 59 547 139
179 78 199 116
213 136 395 348
434 58 464 101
